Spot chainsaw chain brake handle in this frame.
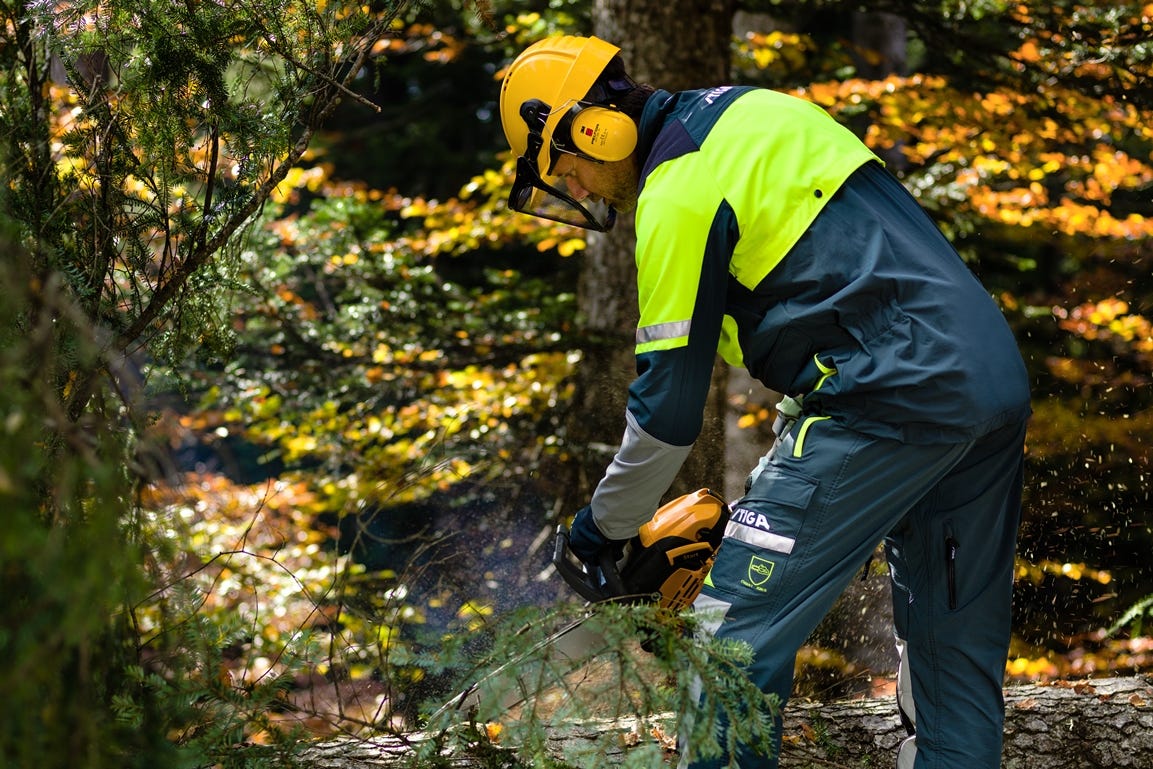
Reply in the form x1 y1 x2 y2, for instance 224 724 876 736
552 527 630 603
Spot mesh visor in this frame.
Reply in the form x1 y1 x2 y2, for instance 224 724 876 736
509 155 616 232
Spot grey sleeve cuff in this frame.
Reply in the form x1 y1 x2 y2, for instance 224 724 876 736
589 410 693 539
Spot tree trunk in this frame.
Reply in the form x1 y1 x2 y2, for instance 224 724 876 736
848 10 907 172
849 11 907 79
562 0 737 512
593 0 735 91
301 676 1153 768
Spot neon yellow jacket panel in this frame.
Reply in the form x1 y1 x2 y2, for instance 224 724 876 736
634 87 878 365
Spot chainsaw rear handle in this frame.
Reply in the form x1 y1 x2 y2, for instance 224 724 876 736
553 526 629 603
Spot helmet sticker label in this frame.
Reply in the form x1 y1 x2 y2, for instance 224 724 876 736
573 113 607 152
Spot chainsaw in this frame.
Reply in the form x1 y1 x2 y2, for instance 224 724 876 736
432 488 731 720
553 487 731 611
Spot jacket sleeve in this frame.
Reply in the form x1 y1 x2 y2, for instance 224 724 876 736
589 410 693 539
588 188 738 537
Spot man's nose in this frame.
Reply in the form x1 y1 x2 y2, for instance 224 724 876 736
563 176 589 201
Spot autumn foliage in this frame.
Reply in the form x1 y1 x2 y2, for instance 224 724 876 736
1 0 1151 763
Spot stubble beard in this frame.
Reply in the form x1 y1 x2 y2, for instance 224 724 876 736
603 160 639 213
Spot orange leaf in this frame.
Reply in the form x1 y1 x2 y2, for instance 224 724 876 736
1015 41 1041 63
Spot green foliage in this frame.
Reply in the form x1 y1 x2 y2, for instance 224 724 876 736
129 465 523 753
755 0 1152 106
0 240 142 769
1110 595 1153 639
0 0 412 406
309 0 597 198
120 583 315 769
419 602 779 768
0 1 439 765
0 232 319 769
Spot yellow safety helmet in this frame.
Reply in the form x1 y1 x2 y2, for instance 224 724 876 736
499 35 636 231
500 35 621 172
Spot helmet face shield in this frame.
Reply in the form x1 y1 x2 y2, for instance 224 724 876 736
509 156 617 232
508 100 617 231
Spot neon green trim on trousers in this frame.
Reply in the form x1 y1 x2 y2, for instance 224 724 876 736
794 415 831 458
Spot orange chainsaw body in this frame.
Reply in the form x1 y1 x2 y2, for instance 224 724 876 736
623 488 731 611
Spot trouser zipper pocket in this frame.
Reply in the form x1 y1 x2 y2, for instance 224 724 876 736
944 524 959 610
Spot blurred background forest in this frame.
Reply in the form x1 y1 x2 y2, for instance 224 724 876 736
1 0 1151 766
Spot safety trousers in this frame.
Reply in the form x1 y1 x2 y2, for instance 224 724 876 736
679 416 1027 769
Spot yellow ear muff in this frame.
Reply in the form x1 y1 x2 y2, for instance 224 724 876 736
568 105 637 162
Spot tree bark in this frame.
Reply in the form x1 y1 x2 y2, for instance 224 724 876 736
593 0 734 91
561 0 737 512
848 10 908 173
301 676 1153 768
779 676 1153 768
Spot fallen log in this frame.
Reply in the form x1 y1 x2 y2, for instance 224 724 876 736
779 675 1153 768
301 675 1153 768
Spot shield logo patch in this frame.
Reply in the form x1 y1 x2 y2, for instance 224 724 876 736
747 556 775 587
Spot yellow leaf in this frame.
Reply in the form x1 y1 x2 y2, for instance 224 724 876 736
558 237 586 257
285 435 317 455
457 601 492 619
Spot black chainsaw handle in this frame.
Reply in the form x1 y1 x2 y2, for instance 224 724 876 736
552 525 629 603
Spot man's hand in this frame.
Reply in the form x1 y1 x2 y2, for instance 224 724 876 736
568 504 624 567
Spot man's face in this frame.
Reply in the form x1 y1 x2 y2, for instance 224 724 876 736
552 153 639 214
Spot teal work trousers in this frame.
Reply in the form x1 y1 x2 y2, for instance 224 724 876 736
681 416 1027 769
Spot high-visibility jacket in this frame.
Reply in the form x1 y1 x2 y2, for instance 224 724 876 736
589 86 1031 539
